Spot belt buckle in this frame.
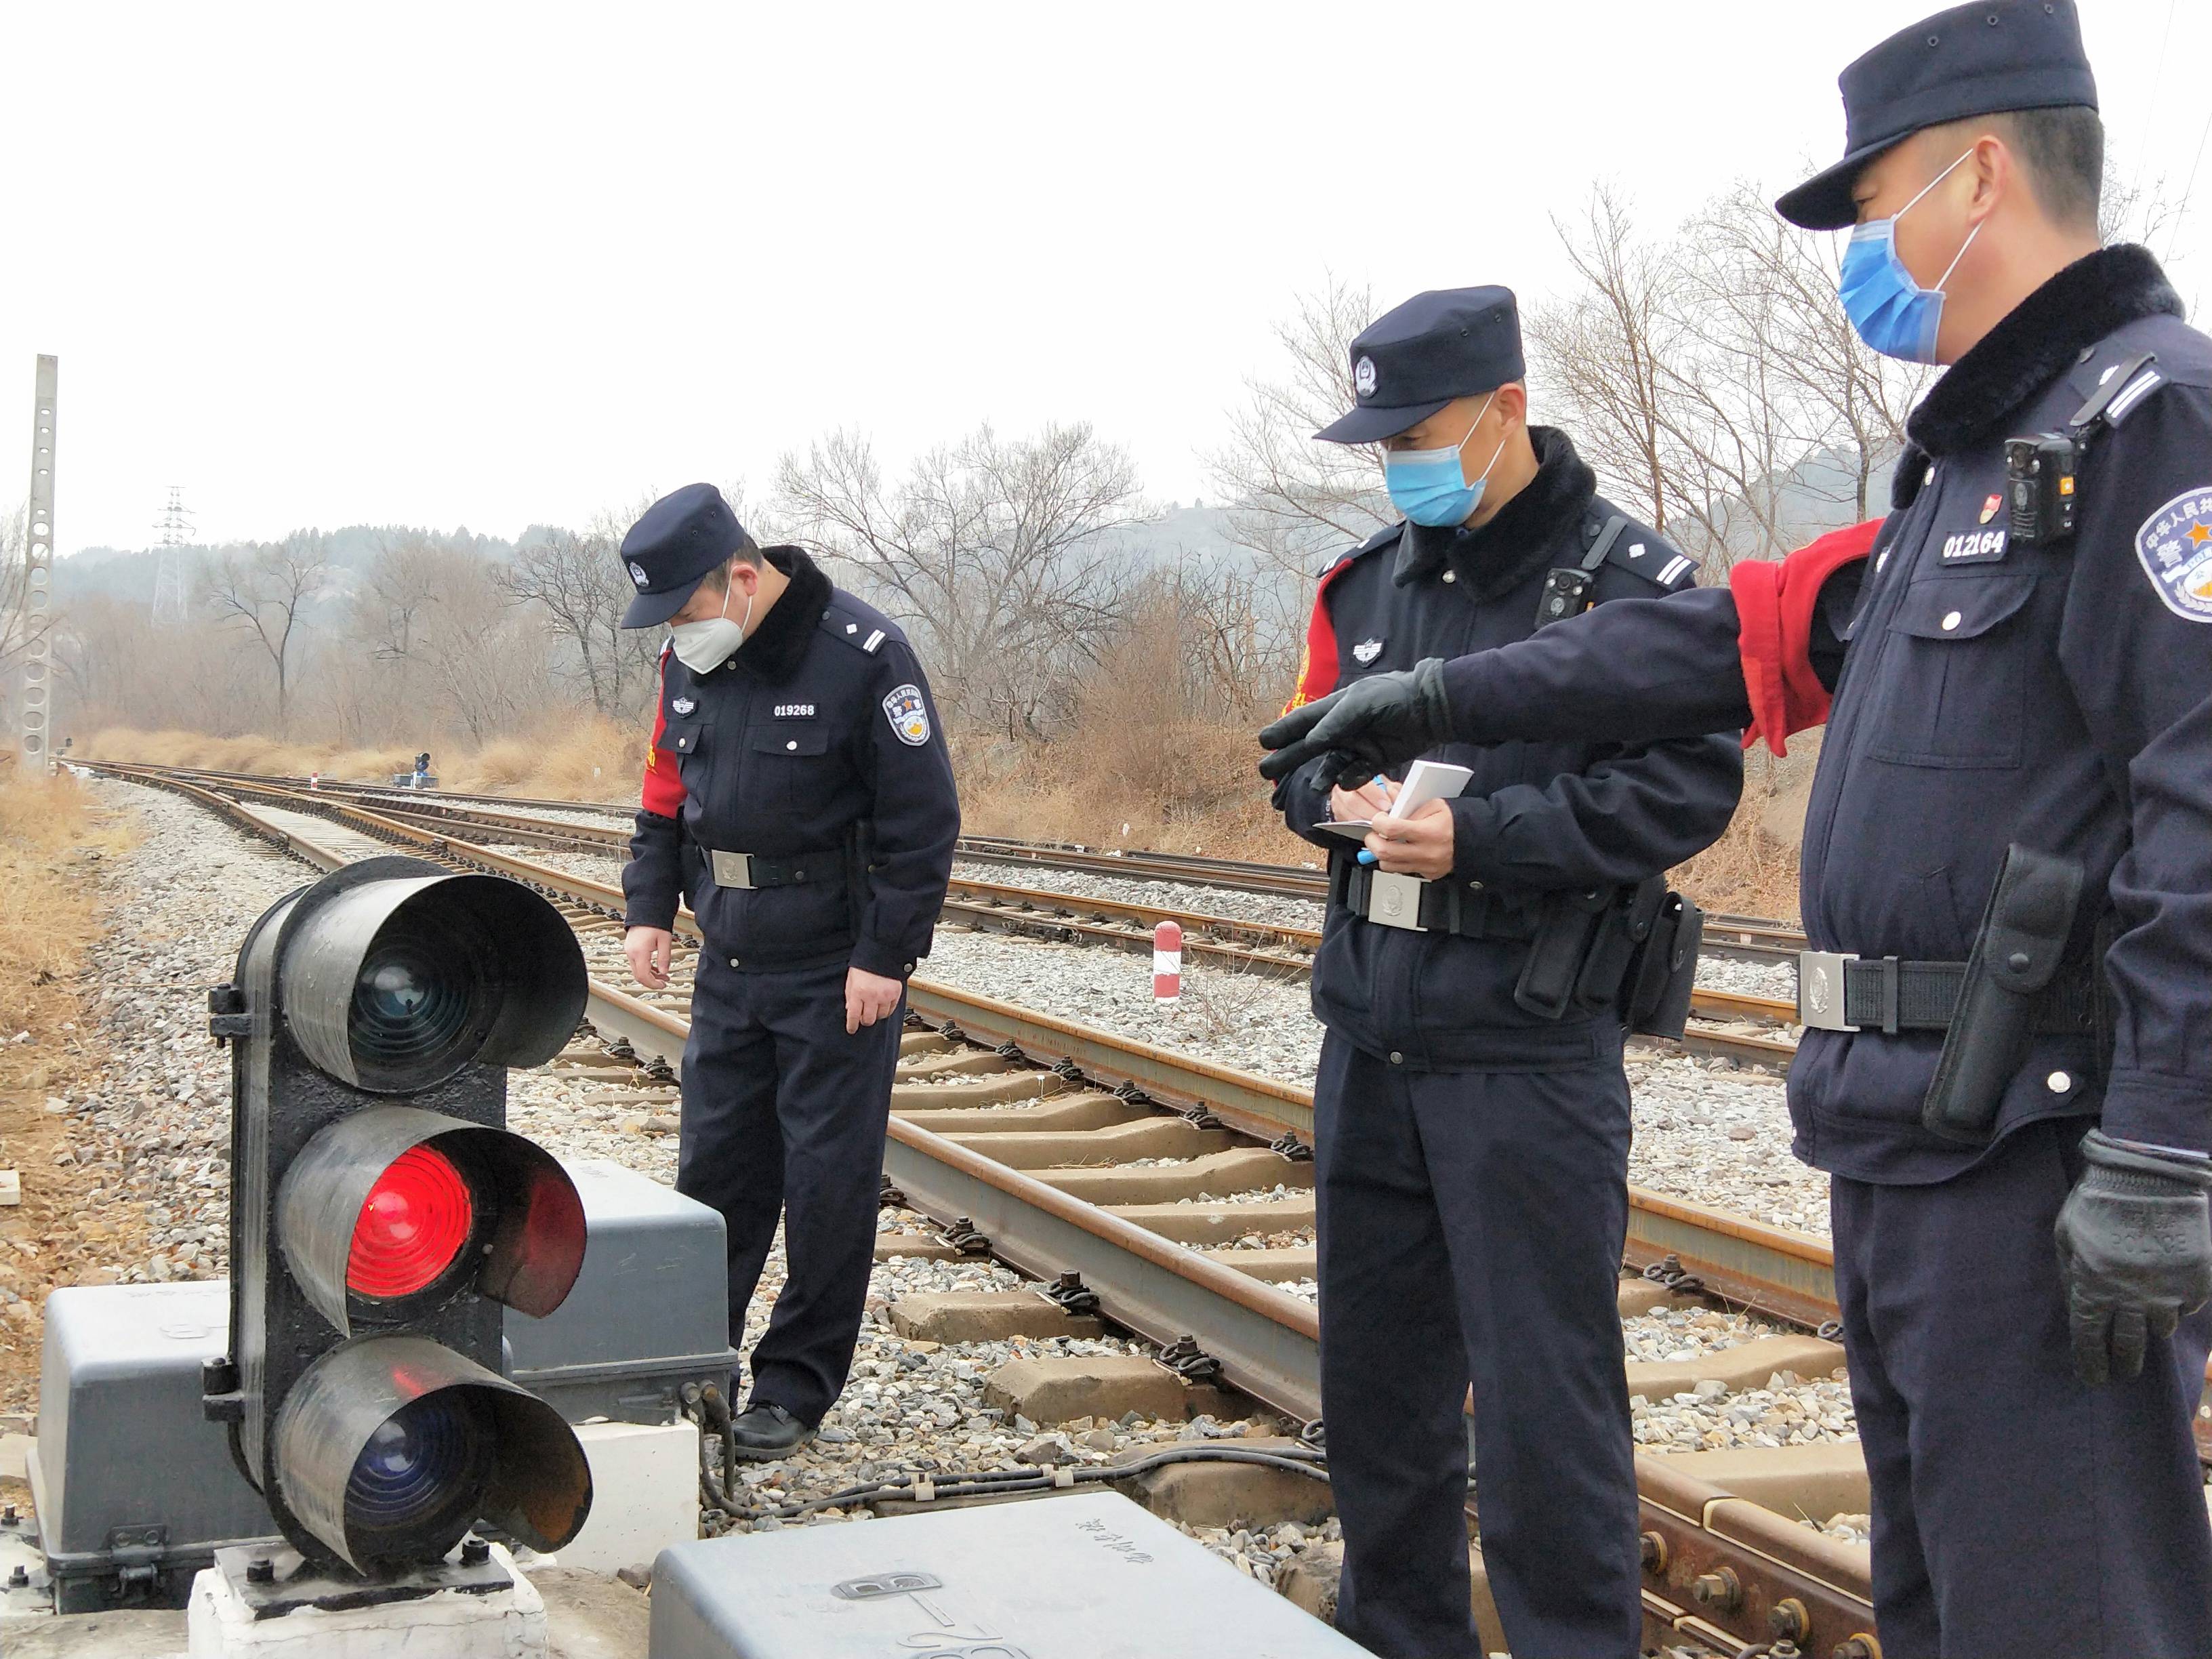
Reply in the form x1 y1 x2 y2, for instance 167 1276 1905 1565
1364 871 1426 932
710 849 756 889
1797 950 1858 1031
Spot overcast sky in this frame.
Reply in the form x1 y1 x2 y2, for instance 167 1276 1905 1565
4 1 2206 556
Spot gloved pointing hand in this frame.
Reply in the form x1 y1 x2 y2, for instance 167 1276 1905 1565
1256 658 1454 789
2053 1128 2212 1386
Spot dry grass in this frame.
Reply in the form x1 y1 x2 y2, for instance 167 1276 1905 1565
86 718 644 804
0 758 143 1426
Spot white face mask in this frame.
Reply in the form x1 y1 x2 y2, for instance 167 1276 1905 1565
670 579 754 674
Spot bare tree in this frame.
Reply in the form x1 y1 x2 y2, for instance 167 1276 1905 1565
497 524 647 716
1528 188 1685 537
776 422 1151 739
1203 278 1392 578
199 532 333 731
1529 183 1925 575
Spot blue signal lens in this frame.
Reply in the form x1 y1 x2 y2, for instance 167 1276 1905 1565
344 1393 493 1553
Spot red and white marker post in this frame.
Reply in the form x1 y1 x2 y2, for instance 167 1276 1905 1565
1153 920 1182 1006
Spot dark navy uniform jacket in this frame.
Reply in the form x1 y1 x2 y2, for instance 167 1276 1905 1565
621 546 961 980
1272 428 1743 1069
1425 247 2212 1181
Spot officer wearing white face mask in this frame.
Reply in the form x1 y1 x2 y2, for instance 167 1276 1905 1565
1269 289 1742 1658
618 483 960 1460
1263 5 2212 1652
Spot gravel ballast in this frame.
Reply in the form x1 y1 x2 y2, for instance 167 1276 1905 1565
49 775 1855 1572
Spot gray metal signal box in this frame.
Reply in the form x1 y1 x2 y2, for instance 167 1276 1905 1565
650 1490 1369 1658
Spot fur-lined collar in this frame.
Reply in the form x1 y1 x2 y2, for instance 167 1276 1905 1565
1393 426 1597 600
731 546 831 684
1906 244 2183 458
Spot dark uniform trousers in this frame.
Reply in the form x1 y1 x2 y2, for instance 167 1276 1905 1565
1832 1115 2212 1659
678 953 903 1425
1315 1031 1642 1659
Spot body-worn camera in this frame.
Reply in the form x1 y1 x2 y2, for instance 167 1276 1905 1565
1535 567 1597 627
2005 432 2078 546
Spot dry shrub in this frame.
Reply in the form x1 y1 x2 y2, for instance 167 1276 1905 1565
1673 804 1803 922
0 764 133 1054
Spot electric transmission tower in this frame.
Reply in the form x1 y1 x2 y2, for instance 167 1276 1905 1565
150 485 194 625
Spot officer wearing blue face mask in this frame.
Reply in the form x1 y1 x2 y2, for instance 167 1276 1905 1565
1263 5 2212 1653
1270 287 1742 1659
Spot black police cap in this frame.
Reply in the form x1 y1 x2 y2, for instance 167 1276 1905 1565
1315 287 1523 445
1776 0 2097 231
617 483 754 629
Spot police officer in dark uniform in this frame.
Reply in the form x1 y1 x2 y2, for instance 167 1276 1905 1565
1262 7 2212 1652
1272 287 1742 1658
617 483 960 1458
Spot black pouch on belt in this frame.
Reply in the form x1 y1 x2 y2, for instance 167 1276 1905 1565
1515 886 1616 1020
1921 842 2085 1145
1626 892 1704 1041
1572 876 1668 1017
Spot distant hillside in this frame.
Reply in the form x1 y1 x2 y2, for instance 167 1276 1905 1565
55 525 516 609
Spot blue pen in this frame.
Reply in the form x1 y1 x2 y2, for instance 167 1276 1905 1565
1355 776 1398 865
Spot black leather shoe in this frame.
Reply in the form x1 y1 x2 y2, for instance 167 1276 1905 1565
727 1401 815 1460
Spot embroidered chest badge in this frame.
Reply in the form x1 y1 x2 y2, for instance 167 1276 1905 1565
671 696 696 715
882 684 932 746
2135 487 2212 623
1352 638 1384 665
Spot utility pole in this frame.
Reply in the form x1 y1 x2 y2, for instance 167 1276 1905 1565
18 355 56 773
151 485 193 625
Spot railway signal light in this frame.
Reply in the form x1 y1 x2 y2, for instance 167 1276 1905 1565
203 856 595 1576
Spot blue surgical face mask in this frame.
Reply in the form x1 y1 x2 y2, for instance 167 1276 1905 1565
1837 147 1982 364
1385 392 1508 527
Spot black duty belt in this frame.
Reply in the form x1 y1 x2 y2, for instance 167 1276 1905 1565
1336 861 1538 941
705 848 846 891
1795 951 2097 1036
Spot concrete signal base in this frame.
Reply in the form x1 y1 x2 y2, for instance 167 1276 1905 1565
186 1544 547 1659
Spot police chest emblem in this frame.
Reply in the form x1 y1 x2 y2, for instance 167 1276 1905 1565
882 684 931 746
628 560 650 589
672 696 696 715
1352 638 1384 665
1354 356 1377 398
2134 487 2212 623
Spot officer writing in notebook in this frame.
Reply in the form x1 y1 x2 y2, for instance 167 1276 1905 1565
617 483 960 1459
1262 5 2212 1652
1269 287 1741 1658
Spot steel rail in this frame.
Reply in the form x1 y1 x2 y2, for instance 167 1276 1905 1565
255 783 1803 1063
93 760 1878 1647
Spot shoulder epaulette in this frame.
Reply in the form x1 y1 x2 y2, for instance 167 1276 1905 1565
1584 507 1696 590
819 596 902 656
1315 521 1404 579
2071 347 2167 430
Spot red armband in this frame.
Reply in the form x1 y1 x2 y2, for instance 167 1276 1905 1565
640 648 685 818
1729 518 1881 757
1280 559 1356 718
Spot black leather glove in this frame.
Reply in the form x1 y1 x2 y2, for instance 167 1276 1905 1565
1256 659 1453 790
2053 1128 2212 1386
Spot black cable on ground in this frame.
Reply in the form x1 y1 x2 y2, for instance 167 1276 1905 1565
674 1393 1336 1526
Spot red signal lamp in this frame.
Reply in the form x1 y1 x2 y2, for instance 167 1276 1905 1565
348 1145 475 1300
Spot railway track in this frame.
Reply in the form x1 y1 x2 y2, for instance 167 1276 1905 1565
91 766 1817 964
100 766 1803 1071
83 758 1875 1653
